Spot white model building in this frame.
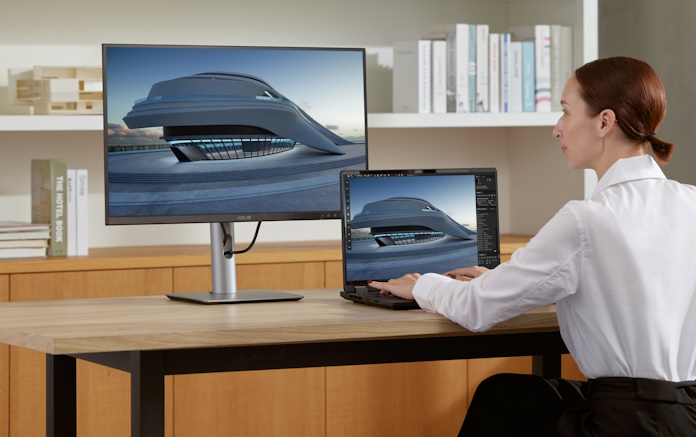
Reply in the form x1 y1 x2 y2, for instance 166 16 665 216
8 66 102 115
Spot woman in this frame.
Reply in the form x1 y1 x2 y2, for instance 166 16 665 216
369 57 696 435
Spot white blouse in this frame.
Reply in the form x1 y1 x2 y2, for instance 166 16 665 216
413 155 696 382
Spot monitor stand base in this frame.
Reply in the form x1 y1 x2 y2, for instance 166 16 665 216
166 290 303 304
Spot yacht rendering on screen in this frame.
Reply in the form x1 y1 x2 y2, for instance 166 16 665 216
123 72 355 162
351 197 476 246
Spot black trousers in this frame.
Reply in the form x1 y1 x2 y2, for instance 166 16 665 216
459 373 696 437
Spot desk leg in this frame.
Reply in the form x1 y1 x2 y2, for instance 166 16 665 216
131 350 165 437
532 353 562 378
46 354 77 437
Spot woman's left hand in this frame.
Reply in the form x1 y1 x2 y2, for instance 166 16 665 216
368 273 421 301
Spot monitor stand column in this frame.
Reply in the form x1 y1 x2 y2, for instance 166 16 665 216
165 222 304 304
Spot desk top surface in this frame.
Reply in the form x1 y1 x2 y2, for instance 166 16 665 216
0 289 558 355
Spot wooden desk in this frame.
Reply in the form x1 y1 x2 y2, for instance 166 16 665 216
0 288 566 437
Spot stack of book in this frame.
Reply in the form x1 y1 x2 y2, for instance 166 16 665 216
31 159 89 257
0 221 50 259
392 23 572 114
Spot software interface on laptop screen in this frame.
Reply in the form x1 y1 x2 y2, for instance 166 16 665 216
341 169 500 286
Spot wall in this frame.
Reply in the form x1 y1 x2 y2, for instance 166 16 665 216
599 0 696 185
0 0 587 247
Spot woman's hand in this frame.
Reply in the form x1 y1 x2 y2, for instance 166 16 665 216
368 273 421 301
444 266 489 281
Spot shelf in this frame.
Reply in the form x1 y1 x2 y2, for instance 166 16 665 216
367 112 562 128
0 115 103 132
0 113 561 132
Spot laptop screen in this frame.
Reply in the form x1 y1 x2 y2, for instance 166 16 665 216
341 168 500 289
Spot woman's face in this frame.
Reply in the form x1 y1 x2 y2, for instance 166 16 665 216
552 75 602 171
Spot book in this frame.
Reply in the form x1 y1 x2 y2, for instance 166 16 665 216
0 221 50 233
534 25 552 112
522 41 536 112
510 41 523 112
455 23 471 113
392 40 432 113
510 25 552 112
0 230 51 241
431 39 448 113
0 247 48 259
0 239 49 249
475 24 489 112
31 159 68 256
0 221 51 241
67 169 77 256
445 31 457 112
550 25 573 112
501 33 511 112
76 169 89 256
468 24 477 112
488 33 500 113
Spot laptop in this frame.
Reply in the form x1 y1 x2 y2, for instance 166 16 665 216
340 168 501 310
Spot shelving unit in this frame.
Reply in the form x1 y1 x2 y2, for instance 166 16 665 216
0 0 598 246
0 114 102 131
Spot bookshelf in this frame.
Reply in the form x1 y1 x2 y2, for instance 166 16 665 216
0 0 598 248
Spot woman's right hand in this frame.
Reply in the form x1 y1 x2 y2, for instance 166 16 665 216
444 266 489 281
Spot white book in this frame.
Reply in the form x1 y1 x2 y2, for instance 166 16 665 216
76 169 89 256
535 25 552 112
66 169 77 256
426 25 457 112
392 40 432 113
431 39 448 113
455 23 470 113
501 33 511 112
510 41 523 112
475 24 489 112
559 26 573 109
488 33 500 113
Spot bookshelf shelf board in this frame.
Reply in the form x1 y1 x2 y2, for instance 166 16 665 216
367 112 562 128
0 115 103 132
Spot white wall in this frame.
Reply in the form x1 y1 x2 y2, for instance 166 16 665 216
599 0 696 186
0 0 588 247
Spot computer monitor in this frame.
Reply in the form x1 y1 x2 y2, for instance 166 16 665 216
102 44 368 303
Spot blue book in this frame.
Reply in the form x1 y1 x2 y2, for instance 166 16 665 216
522 41 535 112
468 24 476 111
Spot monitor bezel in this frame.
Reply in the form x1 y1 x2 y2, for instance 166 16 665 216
102 43 369 226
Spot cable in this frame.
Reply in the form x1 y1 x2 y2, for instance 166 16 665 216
220 221 262 256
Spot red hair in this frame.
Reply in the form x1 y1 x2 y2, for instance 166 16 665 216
574 57 674 163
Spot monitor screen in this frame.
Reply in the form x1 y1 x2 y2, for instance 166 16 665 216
102 44 368 225
341 169 500 288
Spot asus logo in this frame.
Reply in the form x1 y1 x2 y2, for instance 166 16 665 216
236 215 252 220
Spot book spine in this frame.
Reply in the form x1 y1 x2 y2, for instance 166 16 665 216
501 33 510 112
67 169 77 256
31 159 68 256
488 33 500 113
560 26 573 99
468 24 476 112
418 39 432 113
475 24 489 112
392 41 419 113
445 32 457 112
455 23 470 113
522 41 536 112
510 41 523 112
550 24 562 111
76 169 89 256
431 39 447 113
535 25 552 112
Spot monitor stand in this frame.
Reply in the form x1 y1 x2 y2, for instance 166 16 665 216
166 222 304 304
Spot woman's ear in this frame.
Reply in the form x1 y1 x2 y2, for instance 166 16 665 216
598 109 617 138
